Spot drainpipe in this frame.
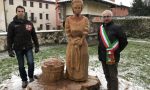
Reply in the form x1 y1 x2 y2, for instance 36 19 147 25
3 0 7 32
56 0 60 29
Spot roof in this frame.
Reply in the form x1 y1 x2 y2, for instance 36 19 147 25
44 0 70 2
57 0 129 8
26 0 55 4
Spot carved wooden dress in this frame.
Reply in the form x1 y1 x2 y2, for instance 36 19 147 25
65 15 89 81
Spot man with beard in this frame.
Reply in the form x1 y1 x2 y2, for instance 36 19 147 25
7 6 39 88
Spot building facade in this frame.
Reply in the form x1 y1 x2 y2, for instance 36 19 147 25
4 0 56 31
2 0 129 31
0 0 6 32
59 0 129 33
111 6 129 16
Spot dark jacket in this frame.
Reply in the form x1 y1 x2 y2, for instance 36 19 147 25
98 21 128 62
7 16 39 51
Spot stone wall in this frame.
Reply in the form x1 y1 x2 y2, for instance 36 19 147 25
0 36 7 51
0 18 150 51
114 18 150 39
0 33 64 52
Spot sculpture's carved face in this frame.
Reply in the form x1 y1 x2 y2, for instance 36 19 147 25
72 2 83 15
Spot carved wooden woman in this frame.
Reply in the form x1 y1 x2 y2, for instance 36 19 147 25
65 0 89 81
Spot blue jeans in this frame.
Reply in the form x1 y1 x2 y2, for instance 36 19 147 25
15 49 34 81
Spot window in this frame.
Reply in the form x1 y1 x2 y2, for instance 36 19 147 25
40 24 43 30
46 4 48 9
30 2 34 7
39 3 42 8
59 13 61 19
39 13 43 19
23 1 27 6
46 14 49 20
46 25 50 30
31 13 34 21
9 0 13 5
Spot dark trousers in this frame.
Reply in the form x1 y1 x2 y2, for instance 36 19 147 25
15 49 34 81
101 61 118 90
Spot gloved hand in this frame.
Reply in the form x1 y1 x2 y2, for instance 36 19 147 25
8 50 15 57
35 47 39 53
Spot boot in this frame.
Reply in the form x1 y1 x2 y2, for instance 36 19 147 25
29 78 34 82
22 81 28 88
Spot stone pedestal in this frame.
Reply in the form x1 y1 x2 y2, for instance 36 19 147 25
27 58 101 90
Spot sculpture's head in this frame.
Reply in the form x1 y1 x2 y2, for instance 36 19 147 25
71 0 83 15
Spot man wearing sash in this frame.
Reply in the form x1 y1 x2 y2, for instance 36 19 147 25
98 10 128 90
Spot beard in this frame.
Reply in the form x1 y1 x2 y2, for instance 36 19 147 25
17 15 25 19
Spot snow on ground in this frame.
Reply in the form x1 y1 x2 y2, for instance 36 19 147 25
0 40 149 90
0 63 145 90
89 66 145 90
0 51 9 60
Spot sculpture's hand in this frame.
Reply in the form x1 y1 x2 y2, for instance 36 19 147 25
78 39 83 46
78 35 85 46
74 38 82 46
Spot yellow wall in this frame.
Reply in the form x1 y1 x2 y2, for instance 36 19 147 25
65 1 110 16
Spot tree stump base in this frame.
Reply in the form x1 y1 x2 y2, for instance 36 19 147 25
27 75 100 90
27 58 101 90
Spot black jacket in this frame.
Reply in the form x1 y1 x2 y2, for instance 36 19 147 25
7 16 39 51
98 21 128 62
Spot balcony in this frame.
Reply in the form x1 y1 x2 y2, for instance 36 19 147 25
29 17 37 23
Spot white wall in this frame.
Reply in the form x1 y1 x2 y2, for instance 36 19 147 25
4 0 56 30
0 0 6 32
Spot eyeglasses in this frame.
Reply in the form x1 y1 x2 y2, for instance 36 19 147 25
102 16 111 18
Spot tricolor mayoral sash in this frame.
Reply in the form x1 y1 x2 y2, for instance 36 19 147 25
99 25 119 64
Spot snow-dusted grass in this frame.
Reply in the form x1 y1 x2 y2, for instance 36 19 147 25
119 41 150 89
0 40 150 89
